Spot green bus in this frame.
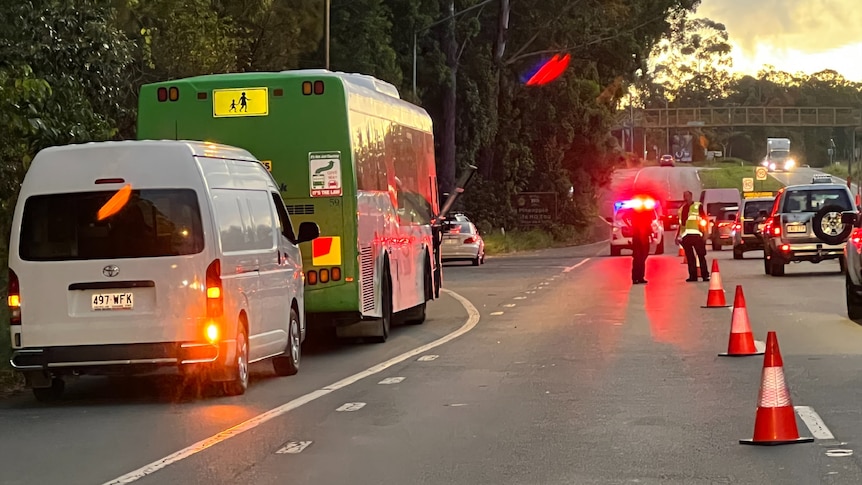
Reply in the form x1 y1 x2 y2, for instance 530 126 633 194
137 70 441 342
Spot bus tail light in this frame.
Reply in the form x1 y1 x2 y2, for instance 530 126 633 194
157 87 168 102
8 268 21 325
314 81 325 95
168 87 179 101
307 270 318 285
302 81 325 96
331 267 341 281
206 259 223 317
319 269 330 284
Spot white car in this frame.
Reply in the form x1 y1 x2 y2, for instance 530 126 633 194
7 140 320 400
609 198 665 256
441 220 486 266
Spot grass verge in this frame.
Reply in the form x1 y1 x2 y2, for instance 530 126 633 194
699 166 784 193
820 163 862 181
483 221 606 255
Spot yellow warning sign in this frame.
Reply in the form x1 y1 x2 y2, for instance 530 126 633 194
261 160 272 172
312 237 342 267
213 87 268 118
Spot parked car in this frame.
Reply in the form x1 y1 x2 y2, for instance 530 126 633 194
732 196 776 259
442 220 486 266
659 154 675 167
6 140 320 401
762 183 854 276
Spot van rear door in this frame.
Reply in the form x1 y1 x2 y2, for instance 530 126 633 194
16 187 209 347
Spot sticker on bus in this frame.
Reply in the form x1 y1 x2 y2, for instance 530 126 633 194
309 151 342 197
312 236 342 266
212 87 269 118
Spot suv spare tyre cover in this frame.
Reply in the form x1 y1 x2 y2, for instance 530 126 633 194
812 204 853 245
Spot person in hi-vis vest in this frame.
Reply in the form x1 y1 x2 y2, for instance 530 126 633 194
675 190 710 282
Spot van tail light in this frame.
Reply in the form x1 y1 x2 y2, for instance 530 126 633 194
206 259 223 317
8 268 21 325
718 222 731 228
463 237 476 244
772 225 781 236
780 244 791 252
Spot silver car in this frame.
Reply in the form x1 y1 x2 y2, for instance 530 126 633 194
442 221 486 266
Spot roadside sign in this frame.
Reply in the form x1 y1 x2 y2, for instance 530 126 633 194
755 166 768 181
744 191 776 199
513 192 557 226
742 178 754 192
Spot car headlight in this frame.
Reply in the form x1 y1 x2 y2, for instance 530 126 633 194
785 159 795 169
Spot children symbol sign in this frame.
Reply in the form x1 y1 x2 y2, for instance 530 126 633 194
212 87 269 117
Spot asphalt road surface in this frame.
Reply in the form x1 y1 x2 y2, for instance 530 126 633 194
4 166 862 484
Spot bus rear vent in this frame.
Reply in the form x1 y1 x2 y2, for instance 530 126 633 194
360 247 375 313
286 204 315 215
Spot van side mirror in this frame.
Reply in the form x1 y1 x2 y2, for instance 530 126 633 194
841 211 858 226
296 222 320 244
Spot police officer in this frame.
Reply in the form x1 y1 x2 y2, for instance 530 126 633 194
626 198 654 285
675 190 710 282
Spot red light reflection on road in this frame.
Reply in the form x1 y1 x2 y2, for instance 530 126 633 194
643 257 701 353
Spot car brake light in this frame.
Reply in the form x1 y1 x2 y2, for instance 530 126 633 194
780 244 791 252
206 259 223 317
772 226 781 236
8 268 20 325
463 237 476 244
851 228 862 253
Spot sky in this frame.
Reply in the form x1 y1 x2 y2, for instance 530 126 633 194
696 0 862 81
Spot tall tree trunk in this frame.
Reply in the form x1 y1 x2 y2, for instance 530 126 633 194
440 0 457 197
479 0 510 181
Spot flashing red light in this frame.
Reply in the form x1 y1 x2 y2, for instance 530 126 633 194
852 227 862 253
526 53 571 86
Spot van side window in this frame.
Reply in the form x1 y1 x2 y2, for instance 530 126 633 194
270 192 297 243
246 191 276 250
212 189 275 252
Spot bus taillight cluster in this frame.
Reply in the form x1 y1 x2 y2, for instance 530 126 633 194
306 267 341 285
302 81 325 96
157 87 180 102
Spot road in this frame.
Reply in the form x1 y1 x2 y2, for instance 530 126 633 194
770 166 859 194
4 166 862 484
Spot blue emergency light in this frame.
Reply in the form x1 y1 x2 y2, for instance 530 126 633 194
614 197 655 212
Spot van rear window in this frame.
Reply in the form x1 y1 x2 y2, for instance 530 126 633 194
19 189 204 261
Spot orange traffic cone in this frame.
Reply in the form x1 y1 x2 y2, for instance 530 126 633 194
719 286 764 357
702 260 729 308
740 331 813 446
678 246 685 257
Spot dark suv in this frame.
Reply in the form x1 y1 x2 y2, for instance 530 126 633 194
762 183 854 276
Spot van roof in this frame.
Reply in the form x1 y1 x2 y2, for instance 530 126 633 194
23 140 267 196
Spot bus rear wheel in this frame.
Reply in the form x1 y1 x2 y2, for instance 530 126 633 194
372 266 392 343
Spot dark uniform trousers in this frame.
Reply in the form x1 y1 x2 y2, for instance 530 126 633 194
681 233 709 280
631 234 650 282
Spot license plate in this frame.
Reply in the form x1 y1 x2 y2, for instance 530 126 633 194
92 292 134 311
786 225 807 233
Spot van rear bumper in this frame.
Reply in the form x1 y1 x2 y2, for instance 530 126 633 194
10 342 220 371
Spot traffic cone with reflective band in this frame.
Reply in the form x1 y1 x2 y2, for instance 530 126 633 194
719 286 764 357
701 260 729 308
740 331 813 446
678 246 685 257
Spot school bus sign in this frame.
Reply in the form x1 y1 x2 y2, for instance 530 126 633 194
513 192 557 226
212 87 269 117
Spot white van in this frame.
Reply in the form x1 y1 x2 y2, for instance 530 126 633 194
7 140 319 400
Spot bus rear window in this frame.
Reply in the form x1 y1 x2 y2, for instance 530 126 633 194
19 189 204 261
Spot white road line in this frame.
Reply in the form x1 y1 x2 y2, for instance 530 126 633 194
795 406 836 440
563 258 591 273
417 354 439 362
503 304 516 308
490 311 504 316
101 288 480 485
275 441 312 454
378 377 405 385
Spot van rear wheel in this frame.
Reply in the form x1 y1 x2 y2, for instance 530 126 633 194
273 309 301 376
222 327 249 396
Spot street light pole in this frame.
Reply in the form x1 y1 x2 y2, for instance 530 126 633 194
412 0 495 99
325 0 331 70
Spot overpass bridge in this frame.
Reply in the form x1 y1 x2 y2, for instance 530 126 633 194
615 106 862 129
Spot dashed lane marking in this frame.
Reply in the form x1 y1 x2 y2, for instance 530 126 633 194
100 288 480 485
795 406 836 441
276 441 312 454
336 402 366 412
378 377 405 385
417 355 439 362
